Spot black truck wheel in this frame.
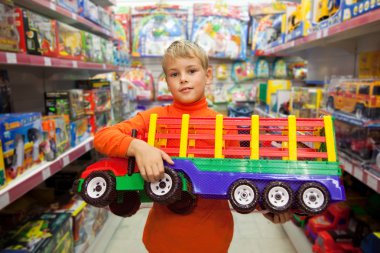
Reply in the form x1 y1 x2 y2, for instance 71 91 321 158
297 182 329 215
109 191 141 217
229 179 259 214
144 167 182 204
81 171 116 207
263 181 293 213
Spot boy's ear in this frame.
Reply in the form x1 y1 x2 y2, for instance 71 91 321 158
206 67 213 85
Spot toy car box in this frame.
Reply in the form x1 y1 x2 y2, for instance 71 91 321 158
310 0 343 33
57 22 84 61
88 110 111 134
0 213 73 253
0 113 43 183
45 90 85 121
42 115 70 156
0 1 19 52
70 117 90 147
83 89 111 115
342 0 380 22
15 8 58 57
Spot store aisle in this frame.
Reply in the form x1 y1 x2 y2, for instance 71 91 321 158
105 207 296 253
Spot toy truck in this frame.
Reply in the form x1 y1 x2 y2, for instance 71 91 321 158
73 114 345 217
305 202 351 242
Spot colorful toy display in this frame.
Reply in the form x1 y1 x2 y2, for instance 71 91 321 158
74 114 345 217
192 3 249 60
342 0 380 21
0 1 19 52
326 79 380 120
15 8 58 57
121 67 154 101
255 58 270 79
215 64 228 80
231 61 254 83
273 58 288 79
45 90 85 121
131 5 187 57
290 87 323 118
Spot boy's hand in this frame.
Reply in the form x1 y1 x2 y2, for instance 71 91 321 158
262 211 293 224
127 139 174 182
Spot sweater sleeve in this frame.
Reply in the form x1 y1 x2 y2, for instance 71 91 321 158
94 112 148 158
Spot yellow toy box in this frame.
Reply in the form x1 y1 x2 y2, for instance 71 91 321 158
57 22 84 61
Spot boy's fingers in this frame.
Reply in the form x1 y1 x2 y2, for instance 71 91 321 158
160 150 174 164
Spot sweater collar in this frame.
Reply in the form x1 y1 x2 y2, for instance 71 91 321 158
172 97 208 112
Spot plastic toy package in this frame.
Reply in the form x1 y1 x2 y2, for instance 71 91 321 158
78 0 100 25
215 64 228 80
81 32 103 63
42 115 70 157
120 67 154 101
15 8 58 57
57 22 84 61
192 3 249 60
231 60 254 83
0 1 19 52
114 6 131 58
255 58 270 79
310 0 342 33
290 87 323 118
131 5 188 57
0 113 43 184
70 116 90 147
45 90 85 121
273 58 288 79
250 2 295 55
56 0 78 13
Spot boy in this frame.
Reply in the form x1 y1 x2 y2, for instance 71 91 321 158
94 40 292 253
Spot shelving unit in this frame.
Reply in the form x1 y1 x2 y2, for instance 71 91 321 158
0 137 94 210
264 8 380 56
0 52 125 71
13 0 114 39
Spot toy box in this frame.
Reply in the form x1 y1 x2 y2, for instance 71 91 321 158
342 0 380 21
41 118 57 161
285 0 313 42
76 78 110 90
0 1 19 52
57 22 84 61
45 90 85 121
115 6 131 58
0 212 73 253
290 87 323 117
0 140 5 189
88 110 111 134
120 67 154 101
310 0 342 32
42 115 70 156
131 5 188 57
258 79 292 107
56 0 78 13
98 7 112 30
101 38 114 65
271 89 291 115
0 113 43 183
77 0 100 25
83 88 111 115
15 8 58 57
70 117 90 147
249 2 293 55
192 3 248 60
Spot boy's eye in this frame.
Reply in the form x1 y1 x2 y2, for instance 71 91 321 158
189 69 197 74
170 73 178 77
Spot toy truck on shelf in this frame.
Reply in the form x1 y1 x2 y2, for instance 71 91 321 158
73 114 345 217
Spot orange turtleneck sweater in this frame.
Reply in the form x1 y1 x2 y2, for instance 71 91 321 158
94 97 234 253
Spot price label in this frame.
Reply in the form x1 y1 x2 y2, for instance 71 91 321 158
44 57 52 66
85 143 91 152
6 53 17 64
71 13 77 20
0 193 10 209
367 174 378 192
42 167 51 180
49 2 56 11
72 61 78 68
354 168 363 180
63 156 70 167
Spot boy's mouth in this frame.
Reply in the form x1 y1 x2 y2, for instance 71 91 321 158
179 87 193 93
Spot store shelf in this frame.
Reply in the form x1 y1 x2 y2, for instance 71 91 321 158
0 137 94 210
263 8 380 55
0 52 125 71
339 151 380 194
13 0 114 39
86 212 122 253
282 221 313 253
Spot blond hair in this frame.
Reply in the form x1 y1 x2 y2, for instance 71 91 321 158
162 40 209 72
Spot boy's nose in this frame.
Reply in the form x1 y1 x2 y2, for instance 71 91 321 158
180 74 188 83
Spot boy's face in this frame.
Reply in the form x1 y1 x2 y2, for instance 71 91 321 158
164 56 212 104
